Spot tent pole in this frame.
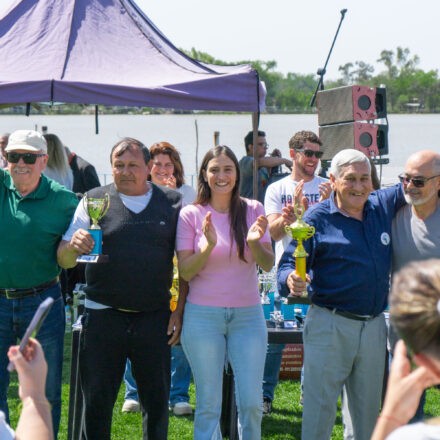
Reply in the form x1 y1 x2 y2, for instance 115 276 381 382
95 105 99 134
194 119 199 183
252 111 260 200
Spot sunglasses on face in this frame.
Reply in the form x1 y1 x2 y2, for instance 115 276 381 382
398 173 440 188
6 152 45 164
297 149 324 159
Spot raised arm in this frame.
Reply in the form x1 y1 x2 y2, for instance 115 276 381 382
247 215 274 272
177 211 216 282
258 156 292 170
371 340 440 440
8 339 54 440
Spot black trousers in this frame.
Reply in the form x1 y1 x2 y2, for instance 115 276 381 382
79 307 171 440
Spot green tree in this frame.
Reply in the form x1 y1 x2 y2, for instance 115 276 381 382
338 62 354 84
352 61 375 82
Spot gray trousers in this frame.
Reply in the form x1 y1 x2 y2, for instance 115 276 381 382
301 305 386 440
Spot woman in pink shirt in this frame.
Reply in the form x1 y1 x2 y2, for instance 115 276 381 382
177 145 274 439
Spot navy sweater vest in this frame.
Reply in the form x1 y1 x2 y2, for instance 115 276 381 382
84 183 181 311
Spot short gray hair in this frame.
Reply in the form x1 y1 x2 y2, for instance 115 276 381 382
329 149 371 178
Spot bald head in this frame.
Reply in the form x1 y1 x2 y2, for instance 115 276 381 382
403 150 440 210
405 150 440 175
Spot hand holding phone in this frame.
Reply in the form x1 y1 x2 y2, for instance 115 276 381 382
7 297 54 372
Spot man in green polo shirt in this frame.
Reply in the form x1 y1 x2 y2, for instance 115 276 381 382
0 129 78 438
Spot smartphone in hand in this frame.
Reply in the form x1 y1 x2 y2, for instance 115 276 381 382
7 297 54 372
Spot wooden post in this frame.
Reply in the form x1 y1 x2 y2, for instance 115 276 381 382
214 131 220 146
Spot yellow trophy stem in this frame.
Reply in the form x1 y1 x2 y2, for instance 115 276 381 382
293 240 308 281
295 256 306 281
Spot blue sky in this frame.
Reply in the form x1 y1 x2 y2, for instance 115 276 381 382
1 0 439 80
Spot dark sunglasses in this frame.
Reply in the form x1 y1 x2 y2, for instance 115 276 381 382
6 152 45 164
297 149 324 159
398 173 440 188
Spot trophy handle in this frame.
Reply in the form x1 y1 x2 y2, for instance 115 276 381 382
101 193 110 217
305 226 315 239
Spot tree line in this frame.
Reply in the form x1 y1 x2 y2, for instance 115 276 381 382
2 46 438 115
187 46 440 114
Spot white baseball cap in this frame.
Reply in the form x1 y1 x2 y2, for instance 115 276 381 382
5 130 47 153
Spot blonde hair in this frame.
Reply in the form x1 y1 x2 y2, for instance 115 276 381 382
43 133 73 189
390 259 440 358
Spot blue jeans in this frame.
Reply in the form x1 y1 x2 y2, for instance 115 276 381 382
170 345 191 406
262 343 284 401
124 359 138 401
262 293 285 402
181 303 267 440
124 345 192 405
0 284 65 438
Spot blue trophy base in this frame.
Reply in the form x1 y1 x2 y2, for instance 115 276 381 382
76 254 109 264
76 227 109 263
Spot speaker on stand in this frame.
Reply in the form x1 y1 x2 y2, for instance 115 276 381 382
316 85 389 178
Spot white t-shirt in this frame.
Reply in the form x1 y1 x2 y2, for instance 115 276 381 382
0 411 14 440
386 420 440 439
264 174 328 264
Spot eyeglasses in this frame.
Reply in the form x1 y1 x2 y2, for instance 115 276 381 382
6 152 46 164
297 149 324 159
257 142 269 148
398 173 440 188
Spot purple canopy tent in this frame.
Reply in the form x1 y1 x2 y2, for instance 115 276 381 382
0 0 265 111
0 0 265 196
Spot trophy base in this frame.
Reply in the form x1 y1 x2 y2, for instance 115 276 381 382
76 254 109 264
286 295 310 305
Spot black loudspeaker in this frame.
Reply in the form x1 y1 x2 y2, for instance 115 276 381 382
317 85 387 126
319 122 388 160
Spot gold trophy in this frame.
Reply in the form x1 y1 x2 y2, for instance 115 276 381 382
76 194 110 263
284 203 315 304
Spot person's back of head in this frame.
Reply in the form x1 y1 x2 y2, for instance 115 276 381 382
0 133 9 157
43 134 73 189
390 259 440 359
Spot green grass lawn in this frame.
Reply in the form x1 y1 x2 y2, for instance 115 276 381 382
6 333 440 439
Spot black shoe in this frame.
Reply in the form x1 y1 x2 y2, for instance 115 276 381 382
263 397 272 415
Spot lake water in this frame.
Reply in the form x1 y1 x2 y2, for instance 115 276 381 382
1 113 440 186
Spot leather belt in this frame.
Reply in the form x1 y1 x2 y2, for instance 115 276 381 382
324 306 378 322
0 278 59 300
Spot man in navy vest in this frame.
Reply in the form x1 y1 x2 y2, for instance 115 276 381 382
57 138 181 440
